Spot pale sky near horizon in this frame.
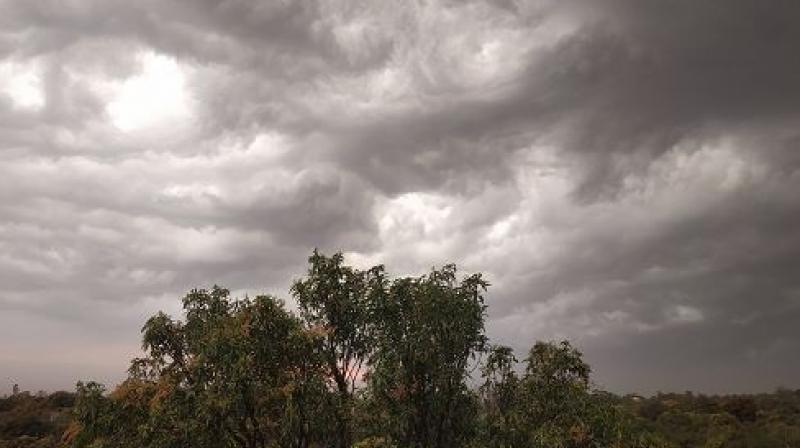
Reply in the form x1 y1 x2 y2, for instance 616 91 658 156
1 0 800 396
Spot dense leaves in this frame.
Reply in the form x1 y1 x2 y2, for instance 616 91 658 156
476 342 668 448
0 389 74 448
291 251 386 448
6 250 792 447
66 289 332 448
365 265 488 448
625 390 800 447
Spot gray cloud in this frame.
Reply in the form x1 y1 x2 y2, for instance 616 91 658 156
1 0 799 395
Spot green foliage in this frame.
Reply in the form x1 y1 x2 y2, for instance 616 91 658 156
0 389 75 448
478 345 522 447
68 288 334 448
366 264 487 448
44 250 800 448
352 436 397 448
291 251 386 448
476 341 669 448
626 390 800 447
723 397 757 423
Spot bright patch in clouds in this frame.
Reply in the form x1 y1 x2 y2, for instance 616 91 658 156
379 192 452 239
0 61 45 110
107 52 192 131
669 305 705 324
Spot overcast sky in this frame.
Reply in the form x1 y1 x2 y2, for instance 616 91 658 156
2 0 799 396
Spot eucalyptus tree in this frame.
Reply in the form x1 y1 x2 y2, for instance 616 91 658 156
291 250 387 448
367 265 488 448
63 252 672 448
68 287 331 448
476 340 672 448
478 345 522 447
519 340 592 428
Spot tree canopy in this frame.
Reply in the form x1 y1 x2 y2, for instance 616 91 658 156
56 251 682 448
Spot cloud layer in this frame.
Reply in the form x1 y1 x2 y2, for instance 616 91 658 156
2 0 799 394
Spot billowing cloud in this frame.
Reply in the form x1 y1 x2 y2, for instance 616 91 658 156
1 0 799 395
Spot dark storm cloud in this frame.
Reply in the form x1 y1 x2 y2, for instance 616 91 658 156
487 157 800 392
539 0 800 198
1 0 799 394
498 0 800 392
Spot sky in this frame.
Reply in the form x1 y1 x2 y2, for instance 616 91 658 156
1 0 799 396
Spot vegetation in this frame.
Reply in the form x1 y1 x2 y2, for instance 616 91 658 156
0 389 74 448
2 251 799 447
621 390 800 447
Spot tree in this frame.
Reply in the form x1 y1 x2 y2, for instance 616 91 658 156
518 340 591 428
367 265 488 448
723 397 758 423
59 251 677 448
478 345 522 447
475 341 671 448
291 251 386 448
67 287 332 448
481 345 519 419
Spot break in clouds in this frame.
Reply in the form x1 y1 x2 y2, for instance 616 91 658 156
1 0 799 394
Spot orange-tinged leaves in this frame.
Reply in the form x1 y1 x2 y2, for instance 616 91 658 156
60 420 82 445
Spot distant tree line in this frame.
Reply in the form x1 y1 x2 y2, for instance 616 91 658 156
0 389 74 448
622 389 800 447
2 251 798 447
